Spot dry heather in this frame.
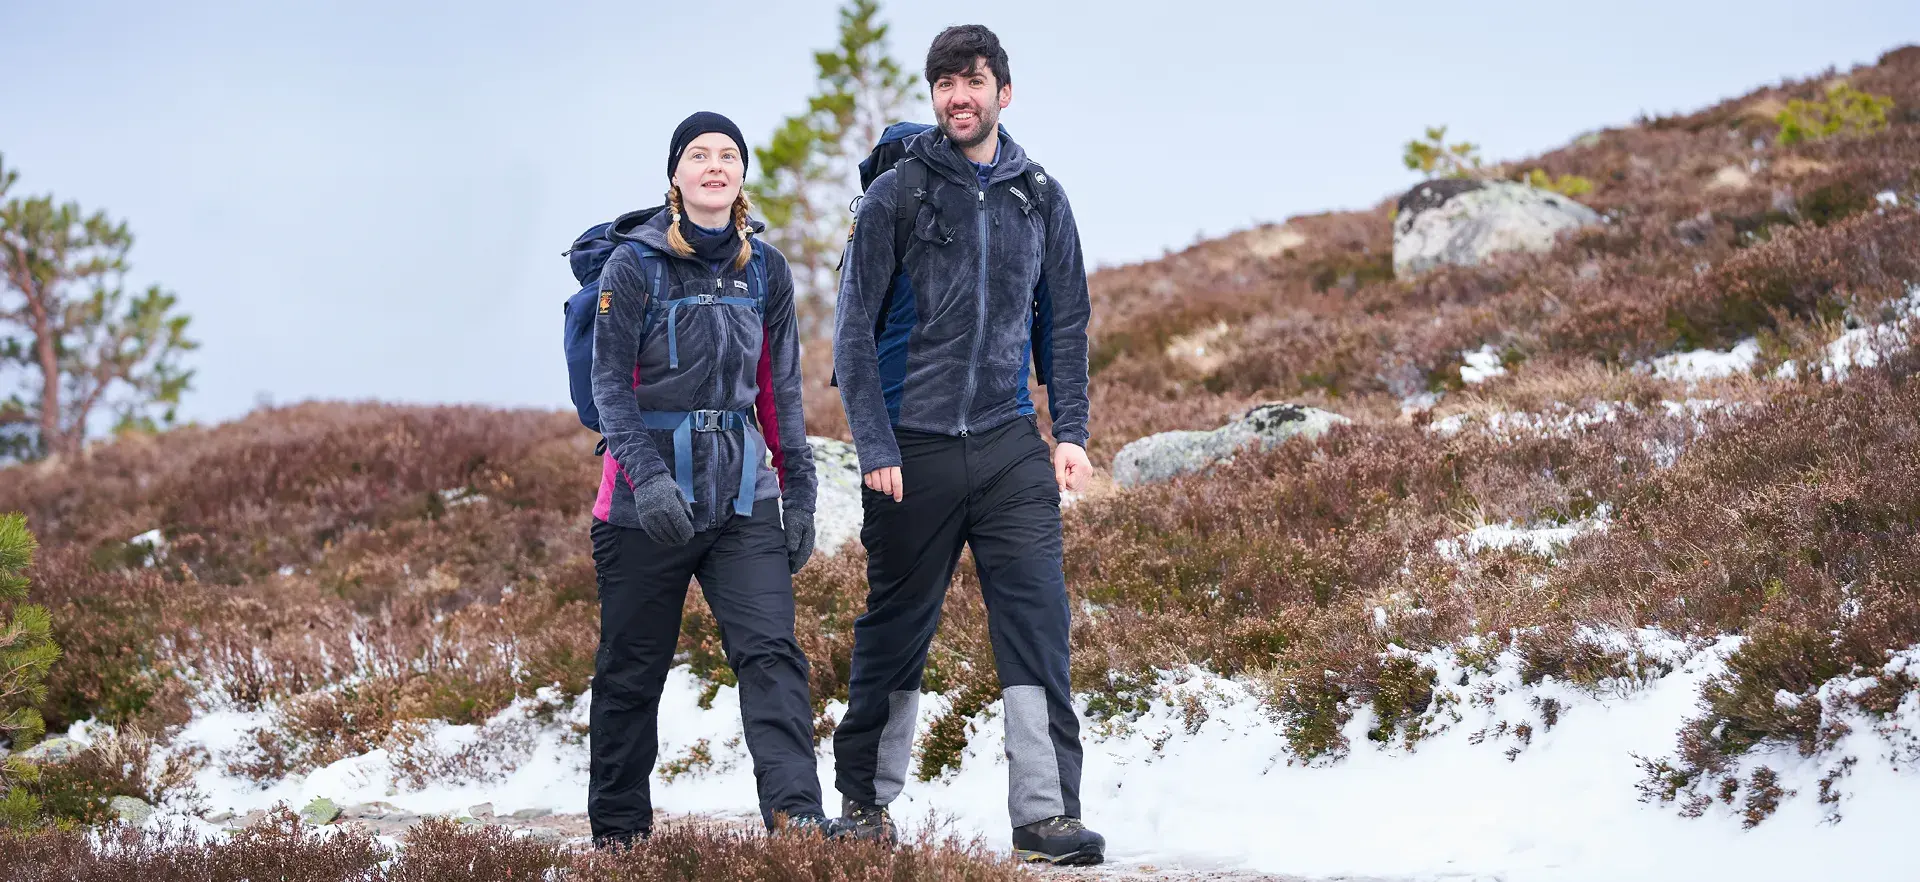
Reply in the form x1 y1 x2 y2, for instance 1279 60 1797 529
1 45 1919 837
0 809 1022 881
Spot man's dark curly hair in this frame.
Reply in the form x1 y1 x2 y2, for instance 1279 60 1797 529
925 24 1010 90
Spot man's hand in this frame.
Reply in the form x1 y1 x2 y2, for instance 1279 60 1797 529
1053 442 1092 492
864 466 904 502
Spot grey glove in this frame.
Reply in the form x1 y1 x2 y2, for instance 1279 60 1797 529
631 472 695 546
784 508 815 574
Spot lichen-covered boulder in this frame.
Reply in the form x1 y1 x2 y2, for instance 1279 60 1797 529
1111 403 1351 488
808 436 864 555
1393 179 1602 278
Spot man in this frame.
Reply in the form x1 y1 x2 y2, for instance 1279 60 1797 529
831 23 1102 867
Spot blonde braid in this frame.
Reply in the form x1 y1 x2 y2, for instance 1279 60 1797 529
730 191 755 270
664 187 695 257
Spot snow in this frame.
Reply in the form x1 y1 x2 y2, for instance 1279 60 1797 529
1875 190 1899 208
170 688 595 823
1435 506 1610 560
1643 338 1758 383
1460 345 1508 385
1400 391 1442 417
1429 400 1735 450
437 488 487 508
1773 286 1920 382
129 528 167 565
119 634 1920 882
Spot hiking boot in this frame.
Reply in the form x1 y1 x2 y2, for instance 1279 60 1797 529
779 812 853 839
1012 815 1104 865
839 797 897 845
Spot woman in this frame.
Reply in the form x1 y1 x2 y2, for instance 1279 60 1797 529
586 111 830 846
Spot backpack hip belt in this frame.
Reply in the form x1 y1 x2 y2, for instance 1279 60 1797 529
637 409 761 517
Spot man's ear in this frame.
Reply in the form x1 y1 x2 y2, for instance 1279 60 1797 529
998 82 1013 110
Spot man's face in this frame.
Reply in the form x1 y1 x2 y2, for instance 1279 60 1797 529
932 58 1011 150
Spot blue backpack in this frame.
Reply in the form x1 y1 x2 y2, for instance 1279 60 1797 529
563 214 658 434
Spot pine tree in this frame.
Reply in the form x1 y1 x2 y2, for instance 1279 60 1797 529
1 153 198 461
0 512 58 826
752 0 921 334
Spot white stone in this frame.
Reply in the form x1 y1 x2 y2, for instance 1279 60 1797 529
1393 180 1603 278
807 436 864 555
1111 403 1351 488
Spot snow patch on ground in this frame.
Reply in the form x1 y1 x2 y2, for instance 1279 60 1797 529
1642 338 1759 383
111 633 1920 881
1435 506 1611 560
1775 286 1920 382
1429 399 1735 445
1460 345 1508 385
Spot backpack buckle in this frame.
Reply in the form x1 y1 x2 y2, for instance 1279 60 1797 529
690 410 727 432
693 293 719 305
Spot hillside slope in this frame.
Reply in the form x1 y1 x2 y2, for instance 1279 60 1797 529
4 44 1920 881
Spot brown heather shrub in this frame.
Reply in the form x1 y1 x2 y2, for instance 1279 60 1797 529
0 812 1023 882
19 728 205 825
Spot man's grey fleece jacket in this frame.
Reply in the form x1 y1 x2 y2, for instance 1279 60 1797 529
833 128 1092 472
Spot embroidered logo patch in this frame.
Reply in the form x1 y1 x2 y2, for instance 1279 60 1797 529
597 291 613 315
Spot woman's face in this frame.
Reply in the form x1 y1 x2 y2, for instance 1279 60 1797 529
673 132 745 219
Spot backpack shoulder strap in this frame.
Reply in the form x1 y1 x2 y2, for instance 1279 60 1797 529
1023 163 1049 207
892 156 930 267
1023 164 1051 235
621 241 668 334
747 238 770 319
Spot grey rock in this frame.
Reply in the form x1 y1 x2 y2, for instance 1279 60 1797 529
110 795 154 826
300 797 341 825
239 809 268 828
1673 210 1715 247
807 435 864 556
510 807 552 820
1111 403 1352 488
17 736 80 764
342 802 393 820
467 801 495 819
205 810 236 824
1393 179 1603 278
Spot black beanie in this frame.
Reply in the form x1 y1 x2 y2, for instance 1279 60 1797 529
668 111 749 180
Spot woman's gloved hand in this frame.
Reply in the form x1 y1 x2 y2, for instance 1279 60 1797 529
631 472 695 546
783 508 815 574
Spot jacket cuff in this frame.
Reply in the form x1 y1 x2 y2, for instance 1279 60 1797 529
855 448 902 476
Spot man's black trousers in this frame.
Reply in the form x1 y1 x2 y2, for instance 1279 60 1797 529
589 498 822 840
832 416 1082 827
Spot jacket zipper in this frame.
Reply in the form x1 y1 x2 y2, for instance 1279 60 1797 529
957 186 988 436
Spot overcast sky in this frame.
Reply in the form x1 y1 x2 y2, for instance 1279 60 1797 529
3 1 1915 427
